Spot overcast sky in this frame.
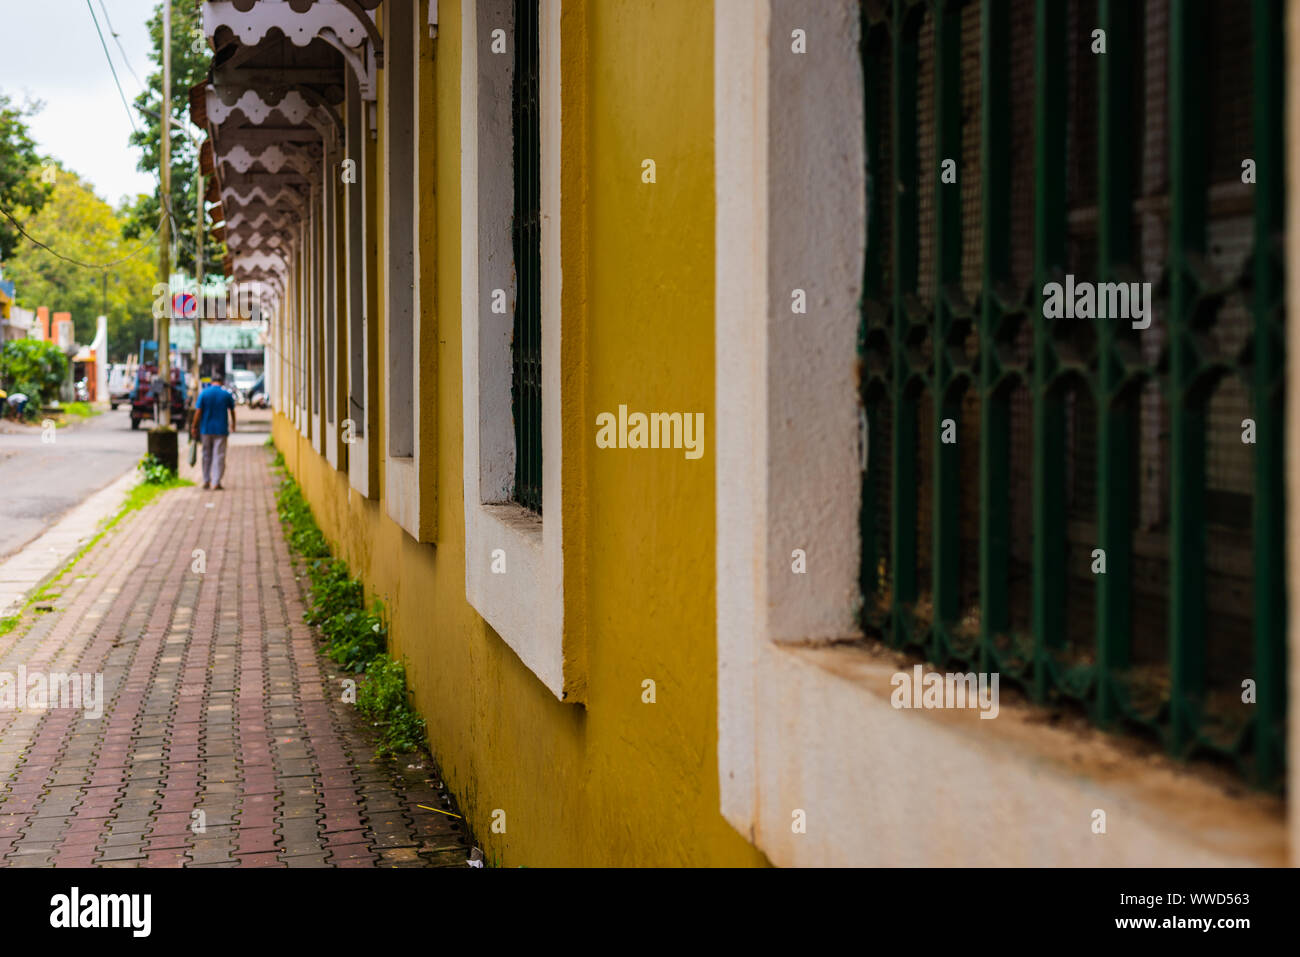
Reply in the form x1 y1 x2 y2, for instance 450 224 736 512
1 0 162 208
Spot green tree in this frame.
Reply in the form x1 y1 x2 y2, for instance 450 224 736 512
0 92 52 261
0 339 69 413
3 167 157 359
121 2 224 276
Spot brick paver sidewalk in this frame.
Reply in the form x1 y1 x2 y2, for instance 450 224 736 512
0 433 469 867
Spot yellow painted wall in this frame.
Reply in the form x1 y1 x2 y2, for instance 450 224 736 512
273 0 766 867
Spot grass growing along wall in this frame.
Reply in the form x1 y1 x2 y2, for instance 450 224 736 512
270 450 428 755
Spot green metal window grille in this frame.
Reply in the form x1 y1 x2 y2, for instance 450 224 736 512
858 0 1286 787
512 0 543 514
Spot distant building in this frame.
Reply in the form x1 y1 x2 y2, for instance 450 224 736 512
0 273 22 342
167 320 266 381
0 277 12 339
71 317 109 402
3 305 34 342
0 270 37 343
51 312 74 349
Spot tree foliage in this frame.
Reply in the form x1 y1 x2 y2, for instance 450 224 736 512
3 167 157 360
0 338 68 409
0 93 52 261
121 2 224 276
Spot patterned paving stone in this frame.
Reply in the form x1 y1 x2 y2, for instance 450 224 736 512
0 427 471 868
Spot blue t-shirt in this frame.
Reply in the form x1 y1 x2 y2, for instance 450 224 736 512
197 385 235 436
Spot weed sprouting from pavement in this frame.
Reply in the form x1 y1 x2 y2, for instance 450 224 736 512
357 656 427 754
138 453 180 485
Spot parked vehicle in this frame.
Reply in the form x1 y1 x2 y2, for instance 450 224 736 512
247 374 268 409
129 364 188 431
231 369 258 404
108 365 134 410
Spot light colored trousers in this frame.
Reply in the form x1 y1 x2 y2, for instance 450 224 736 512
201 434 229 487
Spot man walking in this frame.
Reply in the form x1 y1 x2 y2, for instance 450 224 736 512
191 373 236 490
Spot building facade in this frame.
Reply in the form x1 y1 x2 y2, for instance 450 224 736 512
169 320 267 380
197 0 1297 865
0 271 34 342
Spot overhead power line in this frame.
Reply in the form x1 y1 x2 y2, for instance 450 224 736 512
97 0 147 92
85 0 140 136
0 204 165 271
0 4 219 283
84 0 222 273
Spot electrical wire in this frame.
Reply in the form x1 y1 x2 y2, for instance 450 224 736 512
0 204 165 271
9 2 245 280
7 1 170 271
85 0 140 137
97 0 147 92
85 0 222 273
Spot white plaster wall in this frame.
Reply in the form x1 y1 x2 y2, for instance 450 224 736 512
714 0 768 838
474 0 518 504
93 316 109 405
765 0 865 645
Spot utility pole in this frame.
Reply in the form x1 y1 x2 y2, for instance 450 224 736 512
158 0 172 428
145 0 180 473
193 161 204 400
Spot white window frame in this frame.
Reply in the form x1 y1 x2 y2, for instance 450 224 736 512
324 138 343 471
297 221 310 439
382 0 432 540
460 0 572 701
715 0 865 867
297 229 307 437
309 187 323 453
344 65 378 498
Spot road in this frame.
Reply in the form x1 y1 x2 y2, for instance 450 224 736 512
0 407 144 562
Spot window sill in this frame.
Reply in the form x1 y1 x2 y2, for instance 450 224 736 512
385 454 434 543
465 500 572 700
726 639 1285 867
482 501 543 537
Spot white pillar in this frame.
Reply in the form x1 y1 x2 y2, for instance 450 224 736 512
93 315 109 405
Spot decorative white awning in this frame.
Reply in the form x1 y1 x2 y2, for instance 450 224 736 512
195 0 374 289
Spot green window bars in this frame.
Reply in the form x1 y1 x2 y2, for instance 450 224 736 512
512 0 543 514
858 0 1285 787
